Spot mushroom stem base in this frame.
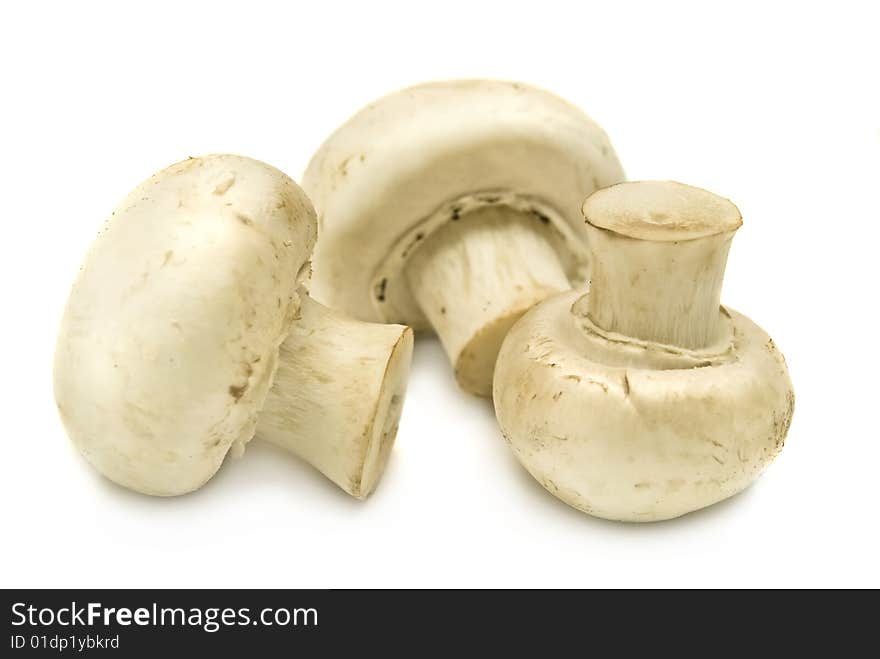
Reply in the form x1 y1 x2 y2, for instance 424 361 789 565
257 295 413 499
405 206 569 396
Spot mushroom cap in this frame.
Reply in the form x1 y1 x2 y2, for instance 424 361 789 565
54 155 317 495
493 290 794 522
302 79 626 328
583 180 742 242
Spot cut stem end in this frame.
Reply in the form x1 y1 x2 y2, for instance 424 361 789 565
405 205 569 396
579 181 741 349
257 295 413 498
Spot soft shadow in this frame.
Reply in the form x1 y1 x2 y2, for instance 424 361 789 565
506 449 760 532
90 330 759 530
89 437 365 510
410 331 499 414
211 439 365 507
465 354 760 532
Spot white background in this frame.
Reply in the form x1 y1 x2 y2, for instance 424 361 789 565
1 1 877 588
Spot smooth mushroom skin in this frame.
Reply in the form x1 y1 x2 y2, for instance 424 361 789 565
302 79 625 396
492 181 794 522
54 155 412 497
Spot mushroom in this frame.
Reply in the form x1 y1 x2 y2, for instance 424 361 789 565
492 181 794 521
302 79 625 396
54 155 413 498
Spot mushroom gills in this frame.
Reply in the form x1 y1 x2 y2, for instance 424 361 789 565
301 80 626 398
404 204 569 396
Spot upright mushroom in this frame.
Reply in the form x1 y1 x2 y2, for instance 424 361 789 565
54 155 412 498
302 79 625 396
493 181 794 521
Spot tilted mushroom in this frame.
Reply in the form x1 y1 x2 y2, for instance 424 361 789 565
493 181 794 521
302 79 625 396
54 155 412 498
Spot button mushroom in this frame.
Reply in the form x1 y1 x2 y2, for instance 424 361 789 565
492 181 795 521
302 79 625 396
54 155 413 499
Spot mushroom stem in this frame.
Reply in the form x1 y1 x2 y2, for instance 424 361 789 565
257 294 413 499
578 182 742 350
404 206 570 396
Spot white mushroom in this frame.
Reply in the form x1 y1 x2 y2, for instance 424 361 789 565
493 181 794 521
54 155 412 498
302 79 625 396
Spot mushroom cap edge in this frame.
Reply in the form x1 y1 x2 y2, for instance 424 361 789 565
302 79 626 328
